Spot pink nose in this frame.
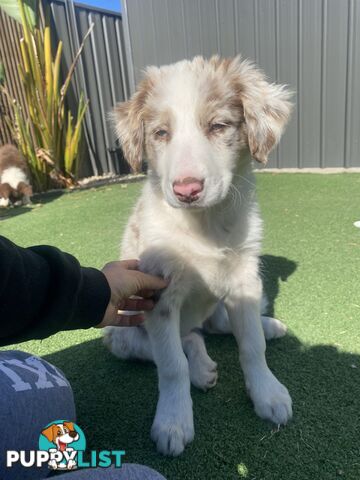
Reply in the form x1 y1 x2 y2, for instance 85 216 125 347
173 177 204 202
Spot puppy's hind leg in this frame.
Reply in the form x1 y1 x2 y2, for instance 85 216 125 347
260 294 287 340
261 316 287 340
182 330 218 391
203 301 232 334
104 326 153 361
204 300 288 340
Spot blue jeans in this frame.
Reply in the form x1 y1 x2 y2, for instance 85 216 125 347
0 350 165 480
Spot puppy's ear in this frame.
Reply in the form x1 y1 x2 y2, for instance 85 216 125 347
41 425 57 443
112 75 154 173
232 58 293 164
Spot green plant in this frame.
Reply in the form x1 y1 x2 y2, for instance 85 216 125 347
0 0 36 25
0 0 92 191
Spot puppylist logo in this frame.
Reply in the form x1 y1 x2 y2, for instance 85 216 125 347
7 420 125 471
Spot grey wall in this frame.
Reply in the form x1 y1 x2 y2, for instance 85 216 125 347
49 0 129 176
123 0 360 168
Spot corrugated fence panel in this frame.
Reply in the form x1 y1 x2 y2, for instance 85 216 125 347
300 0 322 168
347 0 360 167
50 0 129 175
321 0 348 167
0 9 29 145
217 0 236 57
124 0 360 168
277 0 298 168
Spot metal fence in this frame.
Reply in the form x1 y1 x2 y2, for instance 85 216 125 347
2 0 359 172
123 0 360 169
0 9 29 145
48 0 130 176
0 0 130 176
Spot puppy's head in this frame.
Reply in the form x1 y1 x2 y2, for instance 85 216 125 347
113 56 292 208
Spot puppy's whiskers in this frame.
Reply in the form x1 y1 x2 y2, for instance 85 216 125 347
233 173 257 189
229 183 242 209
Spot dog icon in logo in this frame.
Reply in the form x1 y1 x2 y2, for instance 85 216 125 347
41 421 79 470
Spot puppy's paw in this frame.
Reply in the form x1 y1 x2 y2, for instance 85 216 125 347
182 331 218 391
151 396 194 456
103 326 131 359
248 371 292 425
261 316 287 340
151 418 194 456
189 356 218 391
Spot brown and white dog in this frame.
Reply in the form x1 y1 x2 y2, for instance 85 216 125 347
105 55 293 456
0 144 33 207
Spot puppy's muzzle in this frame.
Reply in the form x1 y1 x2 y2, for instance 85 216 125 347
173 177 204 203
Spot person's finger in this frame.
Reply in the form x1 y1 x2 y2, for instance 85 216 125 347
133 271 168 291
119 298 154 311
120 259 139 271
115 313 145 327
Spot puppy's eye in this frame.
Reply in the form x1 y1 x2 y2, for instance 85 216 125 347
209 123 229 133
57 430 61 435
155 129 168 138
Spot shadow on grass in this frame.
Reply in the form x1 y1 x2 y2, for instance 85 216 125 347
260 254 298 316
0 190 65 221
43 333 360 480
39 256 357 479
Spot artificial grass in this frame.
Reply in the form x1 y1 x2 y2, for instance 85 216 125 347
1 174 360 480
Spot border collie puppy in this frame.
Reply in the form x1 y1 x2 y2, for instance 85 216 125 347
105 56 293 456
0 144 33 207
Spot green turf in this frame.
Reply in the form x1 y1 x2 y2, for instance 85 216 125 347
1 174 360 480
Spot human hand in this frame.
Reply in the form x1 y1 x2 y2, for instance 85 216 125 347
97 259 167 328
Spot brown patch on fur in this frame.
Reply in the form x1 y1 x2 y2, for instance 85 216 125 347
0 145 32 203
198 72 245 141
0 182 12 199
209 55 233 74
144 108 174 166
227 59 293 164
17 181 33 198
146 108 172 140
0 144 28 176
247 122 277 164
113 76 155 172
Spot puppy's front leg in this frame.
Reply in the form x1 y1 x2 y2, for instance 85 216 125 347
225 258 292 425
146 304 194 456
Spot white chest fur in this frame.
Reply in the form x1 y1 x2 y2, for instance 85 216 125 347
0 167 27 189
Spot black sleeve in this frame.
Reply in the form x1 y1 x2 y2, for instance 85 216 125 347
0 235 111 346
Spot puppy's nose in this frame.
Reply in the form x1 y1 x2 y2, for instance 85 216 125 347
69 431 78 438
173 177 204 203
